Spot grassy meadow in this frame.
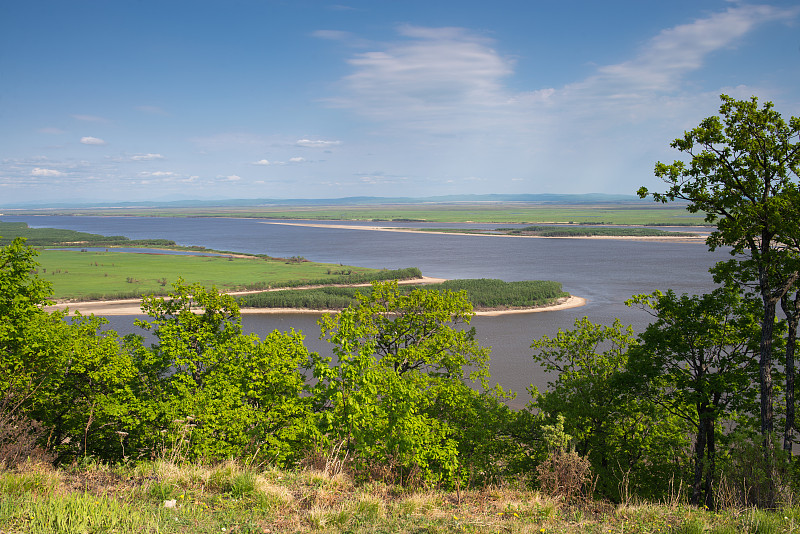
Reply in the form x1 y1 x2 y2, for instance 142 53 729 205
35 249 391 301
2 460 797 534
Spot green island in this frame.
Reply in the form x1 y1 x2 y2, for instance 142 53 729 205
236 278 569 311
417 225 700 238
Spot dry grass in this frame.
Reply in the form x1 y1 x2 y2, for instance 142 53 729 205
2 460 799 533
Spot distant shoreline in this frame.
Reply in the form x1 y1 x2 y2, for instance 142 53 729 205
262 221 707 242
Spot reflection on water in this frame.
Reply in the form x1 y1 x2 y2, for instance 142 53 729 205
10 215 728 407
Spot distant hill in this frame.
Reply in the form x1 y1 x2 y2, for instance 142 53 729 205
1 193 651 210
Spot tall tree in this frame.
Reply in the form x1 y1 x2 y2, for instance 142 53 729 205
627 288 759 508
530 317 687 500
639 95 800 491
312 280 499 485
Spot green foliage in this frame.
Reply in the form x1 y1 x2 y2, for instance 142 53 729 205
530 317 688 501
627 288 761 507
641 94 800 505
127 280 318 465
0 237 138 462
438 278 568 309
311 281 505 485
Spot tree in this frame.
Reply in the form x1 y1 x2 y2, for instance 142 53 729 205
129 280 317 464
0 237 137 463
530 317 687 500
311 280 498 485
639 95 800 489
626 288 760 508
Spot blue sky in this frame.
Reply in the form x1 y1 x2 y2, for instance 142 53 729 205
1 1 798 205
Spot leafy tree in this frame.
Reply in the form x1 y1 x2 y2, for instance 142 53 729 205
312 280 500 485
639 95 800 494
530 317 687 500
0 237 137 462
626 288 760 508
129 280 317 464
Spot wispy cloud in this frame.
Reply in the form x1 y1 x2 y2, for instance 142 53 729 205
80 136 107 146
32 167 66 177
332 5 798 135
129 153 165 161
331 25 513 131
296 139 341 148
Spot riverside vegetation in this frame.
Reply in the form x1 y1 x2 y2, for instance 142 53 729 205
2 94 799 533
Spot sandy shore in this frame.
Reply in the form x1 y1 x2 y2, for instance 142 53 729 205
262 221 707 242
46 278 586 317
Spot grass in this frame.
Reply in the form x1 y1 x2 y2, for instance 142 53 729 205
0 221 176 247
2 460 799 533
4 203 709 225
34 249 398 301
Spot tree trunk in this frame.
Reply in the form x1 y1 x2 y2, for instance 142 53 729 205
783 290 799 456
692 412 707 507
704 416 716 510
759 291 779 507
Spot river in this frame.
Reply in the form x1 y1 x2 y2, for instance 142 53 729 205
3 215 727 405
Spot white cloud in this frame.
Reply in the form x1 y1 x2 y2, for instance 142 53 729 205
80 136 106 145
296 139 342 148
589 4 797 95
332 25 514 130
252 159 271 165
223 175 241 181
130 153 165 161
289 157 305 163
32 167 65 177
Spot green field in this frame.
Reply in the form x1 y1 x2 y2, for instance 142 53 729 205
35 249 400 301
0 221 177 247
4 202 708 225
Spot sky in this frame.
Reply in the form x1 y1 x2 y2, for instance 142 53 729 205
1 1 798 205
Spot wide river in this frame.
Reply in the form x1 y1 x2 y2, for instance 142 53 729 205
4 215 727 406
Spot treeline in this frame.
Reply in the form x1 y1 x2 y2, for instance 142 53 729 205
496 225 697 237
0 221 176 247
237 266 423 292
236 278 568 311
